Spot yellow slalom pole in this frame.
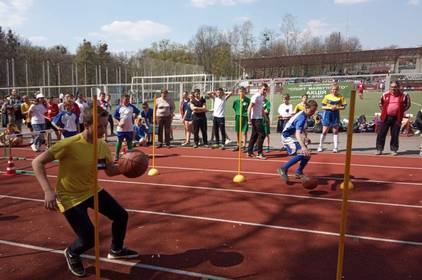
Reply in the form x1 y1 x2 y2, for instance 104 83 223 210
233 94 246 183
148 95 159 176
336 89 356 280
91 98 101 279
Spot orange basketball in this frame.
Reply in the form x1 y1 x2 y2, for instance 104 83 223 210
302 176 318 190
118 150 149 178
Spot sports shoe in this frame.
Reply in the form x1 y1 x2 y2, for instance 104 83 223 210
181 142 189 147
107 247 139 259
64 247 86 277
317 146 323 152
193 144 198 148
375 150 382 155
419 150 422 156
332 148 338 153
225 139 232 145
232 146 239 152
247 153 255 158
203 144 209 148
256 154 267 160
31 143 38 152
391 151 398 156
277 168 288 182
219 144 225 150
295 172 309 181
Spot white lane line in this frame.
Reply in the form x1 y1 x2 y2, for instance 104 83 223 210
5 172 422 208
1 194 422 247
154 165 422 186
0 240 229 280
8 148 422 170
164 154 422 171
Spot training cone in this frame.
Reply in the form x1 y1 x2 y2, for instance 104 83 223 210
4 155 16 176
148 168 159 176
233 174 246 183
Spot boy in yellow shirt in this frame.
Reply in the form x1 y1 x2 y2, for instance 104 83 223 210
32 106 138 277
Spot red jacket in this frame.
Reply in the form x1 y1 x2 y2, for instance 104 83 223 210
46 102 59 120
379 90 411 123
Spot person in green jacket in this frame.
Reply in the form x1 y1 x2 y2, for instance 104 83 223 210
232 87 250 152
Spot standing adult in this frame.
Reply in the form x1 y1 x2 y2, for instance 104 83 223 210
190 89 208 148
2 88 23 130
29 93 47 152
247 83 268 160
317 83 346 153
209 88 232 149
75 94 88 133
155 89 175 148
375 81 411 155
232 87 250 152
98 92 113 139
46 96 61 140
180 91 193 146
114 94 140 160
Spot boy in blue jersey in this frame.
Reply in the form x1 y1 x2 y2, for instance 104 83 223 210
277 100 318 182
113 94 140 161
52 101 79 138
317 83 346 153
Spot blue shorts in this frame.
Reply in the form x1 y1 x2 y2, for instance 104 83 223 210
117 131 133 142
281 136 302 155
322 110 340 127
63 131 78 138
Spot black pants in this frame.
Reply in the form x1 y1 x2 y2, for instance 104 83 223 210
64 190 128 256
108 115 114 134
376 115 401 152
248 119 265 154
157 115 172 145
193 117 208 145
213 117 226 145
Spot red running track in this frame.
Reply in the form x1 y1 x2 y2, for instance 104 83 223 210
0 146 421 279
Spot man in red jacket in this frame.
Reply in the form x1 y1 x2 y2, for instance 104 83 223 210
375 81 411 155
46 96 61 140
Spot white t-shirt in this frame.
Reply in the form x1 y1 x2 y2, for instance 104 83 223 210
250 93 263 120
213 96 227 118
116 104 137 132
29 103 47 125
278 103 293 118
75 100 88 123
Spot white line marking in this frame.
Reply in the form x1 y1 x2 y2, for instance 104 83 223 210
3 172 422 209
412 101 422 108
1 194 422 247
0 240 229 280
165 154 422 171
154 165 422 186
8 148 422 170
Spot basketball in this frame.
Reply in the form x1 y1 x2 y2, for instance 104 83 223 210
118 150 149 178
302 176 318 190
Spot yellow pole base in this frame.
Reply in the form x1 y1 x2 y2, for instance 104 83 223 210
233 174 246 183
340 182 353 190
148 168 159 176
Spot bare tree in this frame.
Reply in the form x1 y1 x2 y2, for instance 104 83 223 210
280 14 300 55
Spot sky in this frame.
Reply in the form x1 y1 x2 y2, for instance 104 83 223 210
0 0 421 54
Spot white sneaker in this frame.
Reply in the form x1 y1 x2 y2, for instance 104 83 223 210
225 139 232 145
414 130 420 135
317 146 323 152
30 143 38 152
332 148 338 153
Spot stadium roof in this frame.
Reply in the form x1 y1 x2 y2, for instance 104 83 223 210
239 47 422 69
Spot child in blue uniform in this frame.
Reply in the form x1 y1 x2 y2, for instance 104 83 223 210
277 100 318 182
